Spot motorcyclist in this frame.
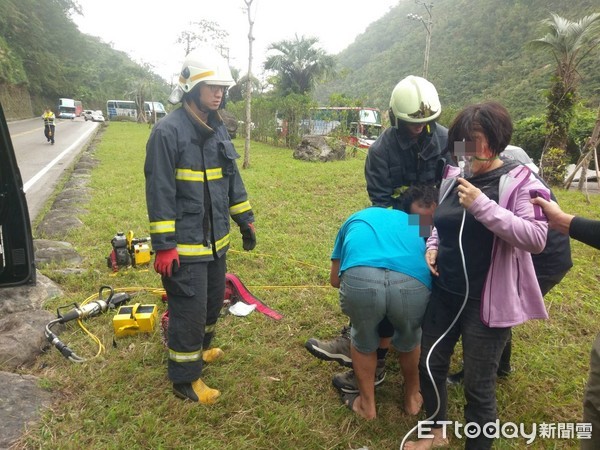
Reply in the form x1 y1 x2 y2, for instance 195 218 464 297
42 107 55 145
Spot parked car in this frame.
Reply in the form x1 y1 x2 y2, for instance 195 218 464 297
91 110 105 122
82 110 94 121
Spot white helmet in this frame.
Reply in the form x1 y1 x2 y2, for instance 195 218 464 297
168 46 235 104
389 75 441 125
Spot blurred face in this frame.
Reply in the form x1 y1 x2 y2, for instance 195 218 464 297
410 200 436 238
199 84 225 111
406 122 426 138
469 131 497 175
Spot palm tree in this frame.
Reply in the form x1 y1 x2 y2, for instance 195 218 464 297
529 12 600 181
264 35 336 96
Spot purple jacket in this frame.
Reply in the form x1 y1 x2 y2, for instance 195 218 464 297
427 165 549 327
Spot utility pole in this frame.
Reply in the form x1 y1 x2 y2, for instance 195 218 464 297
407 0 434 79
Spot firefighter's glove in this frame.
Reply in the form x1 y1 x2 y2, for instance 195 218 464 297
154 248 180 277
240 223 256 251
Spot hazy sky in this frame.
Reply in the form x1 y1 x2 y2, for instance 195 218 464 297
72 0 400 83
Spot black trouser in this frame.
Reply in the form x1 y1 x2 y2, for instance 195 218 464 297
44 124 55 143
582 332 600 449
163 255 226 384
420 285 510 450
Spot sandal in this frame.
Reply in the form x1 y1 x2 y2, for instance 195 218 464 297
341 392 359 411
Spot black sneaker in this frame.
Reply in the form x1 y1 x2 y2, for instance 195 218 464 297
332 360 386 394
305 326 352 368
446 369 464 385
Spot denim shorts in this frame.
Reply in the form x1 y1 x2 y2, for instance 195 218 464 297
339 266 430 353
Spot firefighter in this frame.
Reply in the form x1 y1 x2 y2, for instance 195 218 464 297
365 75 451 208
145 46 256 404
42 107 55 144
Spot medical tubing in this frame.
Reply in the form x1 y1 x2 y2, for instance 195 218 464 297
400 207 470 449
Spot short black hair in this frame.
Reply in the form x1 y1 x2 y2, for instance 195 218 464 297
448 101 513 156
401 184 438 213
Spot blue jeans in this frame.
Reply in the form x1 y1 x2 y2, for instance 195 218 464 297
419 284 510 450
339 266 430 353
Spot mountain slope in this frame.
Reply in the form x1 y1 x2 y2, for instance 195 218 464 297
316 0 600 120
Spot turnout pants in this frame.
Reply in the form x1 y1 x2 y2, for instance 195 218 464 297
162 255 226 384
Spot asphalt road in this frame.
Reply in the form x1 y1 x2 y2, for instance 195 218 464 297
7 116 100 222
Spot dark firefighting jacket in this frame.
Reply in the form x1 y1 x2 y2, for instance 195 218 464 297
365 122 451 209
144 105 254 263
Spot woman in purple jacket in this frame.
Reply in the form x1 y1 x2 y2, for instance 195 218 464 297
405 102 549 450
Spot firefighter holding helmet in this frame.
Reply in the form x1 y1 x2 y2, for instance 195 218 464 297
144 46 256 404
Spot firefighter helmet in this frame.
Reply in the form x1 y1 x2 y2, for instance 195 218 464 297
389 75 441 125
168 46 235 104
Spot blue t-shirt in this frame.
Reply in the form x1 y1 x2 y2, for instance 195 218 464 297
331 207 431 289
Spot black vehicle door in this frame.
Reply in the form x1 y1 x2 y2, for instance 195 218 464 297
0 101 36 287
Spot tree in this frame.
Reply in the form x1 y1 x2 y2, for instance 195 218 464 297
176 20 229 56
529 12 600 182
243 0 255 169
264 35 336 96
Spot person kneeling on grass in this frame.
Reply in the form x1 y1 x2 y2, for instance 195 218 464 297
329 185 437 419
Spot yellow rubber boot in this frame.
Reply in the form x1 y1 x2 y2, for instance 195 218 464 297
191 378 220 404
202 348 224 363
173 379 220 404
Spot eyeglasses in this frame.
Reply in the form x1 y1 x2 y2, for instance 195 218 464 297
206 85 225 93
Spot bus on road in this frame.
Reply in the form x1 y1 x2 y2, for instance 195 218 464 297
57 98 76 119
106 100 167 121
106 100 137 120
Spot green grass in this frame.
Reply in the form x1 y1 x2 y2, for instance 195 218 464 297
18 122 600 449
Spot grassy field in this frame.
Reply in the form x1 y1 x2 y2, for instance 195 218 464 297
18 121 600 449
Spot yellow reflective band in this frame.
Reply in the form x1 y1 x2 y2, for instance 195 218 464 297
177 234 230 256
174 168 223 182
205 168 223 181
229 201 251 215
176 168 205 182
150 220 176 233
169 348 202 362
189 70 216 83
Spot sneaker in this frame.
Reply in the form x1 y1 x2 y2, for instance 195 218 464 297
332 360 386 394
305 326 352 368
173 378 220 404
446 369 464 385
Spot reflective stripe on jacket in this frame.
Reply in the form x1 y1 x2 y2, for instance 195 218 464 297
42 112 55 125
145 106 253 263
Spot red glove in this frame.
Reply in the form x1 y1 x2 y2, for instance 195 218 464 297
154 248 180 277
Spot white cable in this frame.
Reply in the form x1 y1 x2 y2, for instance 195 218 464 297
400 206 470 449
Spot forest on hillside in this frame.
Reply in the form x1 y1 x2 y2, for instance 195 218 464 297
316 0 600 120
0 0 170 117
